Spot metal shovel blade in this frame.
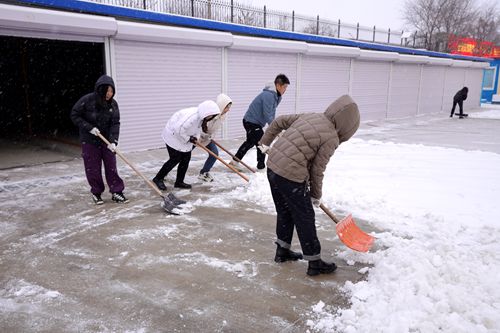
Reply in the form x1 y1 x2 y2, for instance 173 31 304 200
161 196 180 215
167 192 186 205
335 214 374 253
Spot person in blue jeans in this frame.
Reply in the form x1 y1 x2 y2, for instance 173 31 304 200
198 94 233 182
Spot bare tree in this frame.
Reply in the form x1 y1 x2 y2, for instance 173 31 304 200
302 21 337 37
403 0 450 50
469 3 500 55
404 0 499 52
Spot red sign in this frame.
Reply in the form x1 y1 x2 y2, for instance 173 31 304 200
448 35 500 58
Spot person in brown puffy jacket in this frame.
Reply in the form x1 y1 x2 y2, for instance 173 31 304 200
259 95 360 276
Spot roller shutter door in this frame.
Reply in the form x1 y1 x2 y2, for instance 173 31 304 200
351 60 391 121
419 66 446 114
443 67 466 112
113 40 222 151
226 50 297 138
388 63 420 119
300 55 350 114
464 68 482 109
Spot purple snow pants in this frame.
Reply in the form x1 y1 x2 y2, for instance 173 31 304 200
81 143 125 195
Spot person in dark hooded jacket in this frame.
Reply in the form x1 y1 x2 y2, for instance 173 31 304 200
71 75 128 205
450 87 468 118
259 95 360 276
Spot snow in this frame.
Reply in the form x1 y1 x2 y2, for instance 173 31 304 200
1 106 500 331
199 107 500 332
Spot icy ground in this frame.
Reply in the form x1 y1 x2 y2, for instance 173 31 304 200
1 106 499 332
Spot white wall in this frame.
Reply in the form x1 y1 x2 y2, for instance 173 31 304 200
114 40 223 151
0 3 487 151
419 66 447 115
351 60 392 121
299 55 351 114
226 50 298 139
388 63 421 118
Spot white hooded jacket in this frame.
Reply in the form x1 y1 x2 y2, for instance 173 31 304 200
162 100 220 152
199 94 233 146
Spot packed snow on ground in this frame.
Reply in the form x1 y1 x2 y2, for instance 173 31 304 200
469 104 500 119
209 109 500 333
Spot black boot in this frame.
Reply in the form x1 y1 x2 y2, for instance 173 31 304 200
274 242 303 263
152 177 167 191
174 181 192 189
307 259 337 276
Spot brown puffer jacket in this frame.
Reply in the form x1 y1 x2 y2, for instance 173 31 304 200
260 95 360 199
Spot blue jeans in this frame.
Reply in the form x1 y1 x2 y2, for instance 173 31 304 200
200 141 218 174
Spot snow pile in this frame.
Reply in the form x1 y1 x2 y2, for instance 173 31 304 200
207 123 500 332
304 139 500 332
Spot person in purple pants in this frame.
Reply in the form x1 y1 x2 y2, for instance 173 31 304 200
71 75 128 205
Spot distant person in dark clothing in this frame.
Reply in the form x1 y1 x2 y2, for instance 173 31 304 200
71 75 128 205
450 87 468 119
229 74 290 171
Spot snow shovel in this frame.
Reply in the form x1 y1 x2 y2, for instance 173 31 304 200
319 203 374 252
259 149 372 251
96 133 184 214
195 141 249 182
211 139 256 173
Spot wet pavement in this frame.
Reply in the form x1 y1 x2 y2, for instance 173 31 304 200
1 106 498 332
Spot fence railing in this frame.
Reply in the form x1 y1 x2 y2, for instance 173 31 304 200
88 0 425 48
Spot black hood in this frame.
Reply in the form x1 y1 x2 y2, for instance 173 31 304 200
94 75 116 99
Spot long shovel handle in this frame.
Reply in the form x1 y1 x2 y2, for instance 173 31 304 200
211 139 256 173
96 132 163 197
195 141 249 182
319 203 340 224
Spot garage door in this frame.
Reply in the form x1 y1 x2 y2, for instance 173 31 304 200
388 63 421 118
226 50 297 138
114 40 222 151
464 68 482 109
351 60 391 121
300 55 350 114
418 65 446 114
443 67 466 112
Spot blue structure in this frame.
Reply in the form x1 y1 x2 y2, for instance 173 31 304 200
481 59 500 103
14 0 488 62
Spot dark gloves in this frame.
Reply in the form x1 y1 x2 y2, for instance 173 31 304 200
189 136 197 144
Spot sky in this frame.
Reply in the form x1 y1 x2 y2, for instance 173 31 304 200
248 0 407 31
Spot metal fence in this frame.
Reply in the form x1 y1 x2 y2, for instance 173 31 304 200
89 0 423 48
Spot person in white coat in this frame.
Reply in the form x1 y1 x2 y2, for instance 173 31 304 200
152 100 220 190
197 94 233 182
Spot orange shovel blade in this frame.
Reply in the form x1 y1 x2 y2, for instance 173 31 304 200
335 214 375 252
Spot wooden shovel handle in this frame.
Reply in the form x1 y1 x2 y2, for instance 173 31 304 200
211 139 256 173
195 141 249 182
319 203 340 224
96 132 163 197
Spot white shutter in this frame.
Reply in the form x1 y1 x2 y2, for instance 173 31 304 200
0 3 116 42
300 55 350 113
419 66 446 114
226 50 297 139
113 40 222 151
443 67 466 112
464 68 482 109
388 63 420 118
351 60 391 121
